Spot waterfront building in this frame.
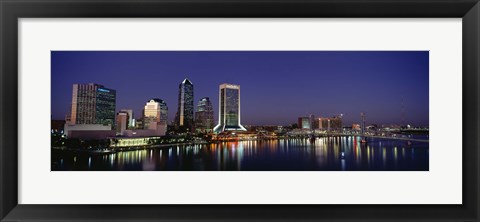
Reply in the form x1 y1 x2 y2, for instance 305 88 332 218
143 98 168 136
174 78 194 131
120 109 134 129
109 137 161 148
310 114 318 129
318 118 329 131
318 116 343 132
64 124 115 139
69 83 116 128
361 112 366 135
213 83 247 133
122 129 165 137
195 97 214 133
298 117 311 130
352 124 361 131
329 116 342 131
116 111 129 135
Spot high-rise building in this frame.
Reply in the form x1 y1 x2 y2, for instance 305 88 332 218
213 83 246 133
143 98 168 130
195 97 214 133
70 83 116 128
361 112 366 135
120 109 134 129
116 111 129 135
309 114 317 129
175 78 194 131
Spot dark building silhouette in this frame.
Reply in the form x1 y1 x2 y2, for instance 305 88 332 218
51 120 66 133
175 78 194 131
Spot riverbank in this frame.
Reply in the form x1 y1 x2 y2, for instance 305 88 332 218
52 134 429 155
52 141 209 154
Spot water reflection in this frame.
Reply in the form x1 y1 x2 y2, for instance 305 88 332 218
52 136 429 171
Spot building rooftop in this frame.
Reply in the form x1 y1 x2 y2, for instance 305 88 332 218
148 98 166 103
182 78 193 85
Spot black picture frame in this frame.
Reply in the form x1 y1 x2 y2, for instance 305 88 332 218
1 0 479 221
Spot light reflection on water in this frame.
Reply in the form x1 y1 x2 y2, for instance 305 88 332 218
52 136 429 171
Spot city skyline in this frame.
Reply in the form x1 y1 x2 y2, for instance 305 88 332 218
51 51 429 126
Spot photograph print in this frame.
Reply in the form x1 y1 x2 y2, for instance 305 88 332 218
51 51 429 171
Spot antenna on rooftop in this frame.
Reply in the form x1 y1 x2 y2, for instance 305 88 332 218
401 97 406 127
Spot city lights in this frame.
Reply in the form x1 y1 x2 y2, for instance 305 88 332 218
51 51 429 171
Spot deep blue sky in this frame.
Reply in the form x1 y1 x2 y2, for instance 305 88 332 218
51 51 429 126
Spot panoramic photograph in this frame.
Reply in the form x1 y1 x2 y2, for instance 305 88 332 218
51 51 429 171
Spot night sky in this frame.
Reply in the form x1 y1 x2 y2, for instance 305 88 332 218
51 51 429 127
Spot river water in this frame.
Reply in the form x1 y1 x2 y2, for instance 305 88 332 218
51 136 429 171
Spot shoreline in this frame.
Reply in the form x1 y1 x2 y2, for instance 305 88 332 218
52 134 428 155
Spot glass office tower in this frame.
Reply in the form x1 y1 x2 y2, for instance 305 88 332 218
175 78 194 131
70 83 116 128
195 97 214 133
213 83 246 133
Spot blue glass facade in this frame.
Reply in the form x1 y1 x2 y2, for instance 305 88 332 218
214 84 246 133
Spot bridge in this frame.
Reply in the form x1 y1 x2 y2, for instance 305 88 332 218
359 135 428 143
313 134 429 143
287 133 429 143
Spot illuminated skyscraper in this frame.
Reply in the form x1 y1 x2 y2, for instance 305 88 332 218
143 98 168 130
213 83 246 133
175 78 194 131
195 97 214 133
70 83 116 128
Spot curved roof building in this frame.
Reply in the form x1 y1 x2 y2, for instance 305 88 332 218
213 83 246 133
